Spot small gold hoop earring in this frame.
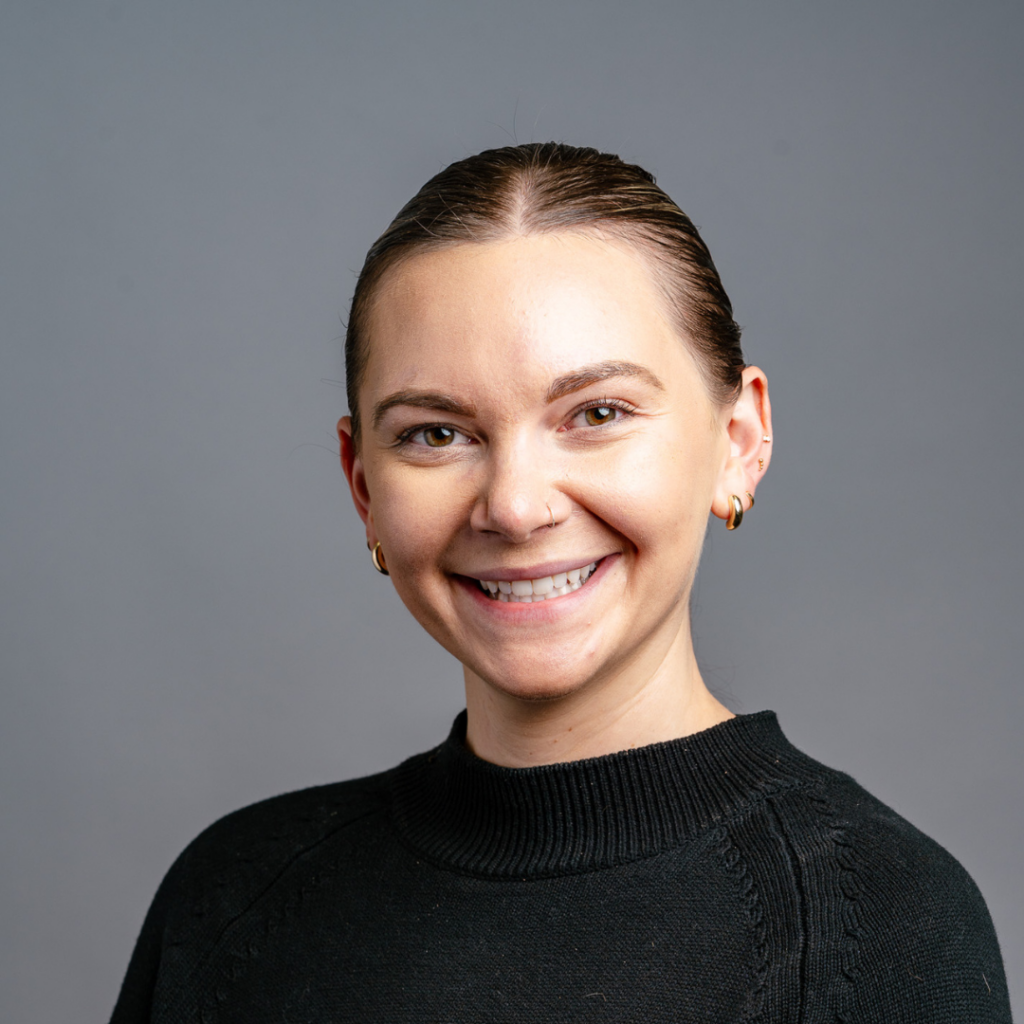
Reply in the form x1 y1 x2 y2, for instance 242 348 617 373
546 503 555 529
369 541 389 575
745 491 755 509
726 494 744 531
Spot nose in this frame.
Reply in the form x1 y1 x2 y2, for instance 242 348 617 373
469 436 557 542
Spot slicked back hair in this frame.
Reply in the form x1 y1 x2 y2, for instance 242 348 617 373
345 142 744 437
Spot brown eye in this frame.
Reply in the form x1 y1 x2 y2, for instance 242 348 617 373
424 426 456 447
584 405 617 426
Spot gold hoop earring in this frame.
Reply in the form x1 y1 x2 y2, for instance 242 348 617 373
369 541 389 575
745 491 755 509
546 503 555 529
726 494 744 531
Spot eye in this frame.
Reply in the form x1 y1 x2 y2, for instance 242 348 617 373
423 426 457 447
584 405 618 426
403 425 473 448
566 399 634 430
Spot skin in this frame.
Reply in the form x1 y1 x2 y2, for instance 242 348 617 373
339 233 772 768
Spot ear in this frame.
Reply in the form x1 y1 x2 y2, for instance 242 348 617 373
710 366 773 522
338 417 375 542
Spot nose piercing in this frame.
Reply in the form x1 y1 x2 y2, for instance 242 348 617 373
546 503 555 529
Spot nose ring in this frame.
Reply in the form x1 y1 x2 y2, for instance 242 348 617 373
546 503 555 529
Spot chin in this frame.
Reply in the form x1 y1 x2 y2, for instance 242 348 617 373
489 677 586 703
469 653 602 703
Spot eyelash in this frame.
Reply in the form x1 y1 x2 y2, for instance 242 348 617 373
392 423 473 448
393 397 637 448
567 398 636 429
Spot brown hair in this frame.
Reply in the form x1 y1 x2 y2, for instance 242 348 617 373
345 142 744 436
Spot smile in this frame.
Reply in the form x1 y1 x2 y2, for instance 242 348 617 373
477 561 599 602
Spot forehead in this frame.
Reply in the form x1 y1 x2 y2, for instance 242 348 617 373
361 233 696 404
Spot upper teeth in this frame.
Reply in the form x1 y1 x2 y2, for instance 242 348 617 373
478 562 598 602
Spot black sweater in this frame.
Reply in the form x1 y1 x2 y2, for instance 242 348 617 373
110 711 1012 1022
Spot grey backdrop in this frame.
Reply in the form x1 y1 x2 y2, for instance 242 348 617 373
1 2 1021 1020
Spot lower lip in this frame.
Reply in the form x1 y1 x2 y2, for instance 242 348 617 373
454 555 618 620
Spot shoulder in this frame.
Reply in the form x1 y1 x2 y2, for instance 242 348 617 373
143 766 397 956
187 768 393 856
764 761 1011 1020
171 766 395 893
109 767 401 1021
773 763 987 910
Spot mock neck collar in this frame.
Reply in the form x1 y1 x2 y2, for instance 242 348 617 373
390 711 822 878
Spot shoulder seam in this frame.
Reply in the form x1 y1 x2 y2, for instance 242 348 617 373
764 796 808 1024
196 802 388 1022
197 803 385 974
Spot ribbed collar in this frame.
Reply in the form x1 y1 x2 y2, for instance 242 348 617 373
390 711 824 878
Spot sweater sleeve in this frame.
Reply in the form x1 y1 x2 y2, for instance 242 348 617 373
108 846 191 1024
836 817 1012 1023
106 775 393 1023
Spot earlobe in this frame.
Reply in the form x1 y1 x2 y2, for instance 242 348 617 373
710 366 773 523
338 416 373 529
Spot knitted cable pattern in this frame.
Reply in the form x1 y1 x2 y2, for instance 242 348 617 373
806 787 864 1024
714 823 771 1021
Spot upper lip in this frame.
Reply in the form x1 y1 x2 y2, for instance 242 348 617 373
456 555 610 582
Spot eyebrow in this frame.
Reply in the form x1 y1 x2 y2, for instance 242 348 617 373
372 390 477 429
372 361 664 430
546 361 665 401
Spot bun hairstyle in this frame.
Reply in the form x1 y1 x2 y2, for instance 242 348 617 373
345 142 745 437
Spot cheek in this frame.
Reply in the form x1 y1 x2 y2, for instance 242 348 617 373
580 431 717 551
366 467 464 641
368 464 467 578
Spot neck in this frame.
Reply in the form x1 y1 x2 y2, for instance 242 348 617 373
463 626 733 767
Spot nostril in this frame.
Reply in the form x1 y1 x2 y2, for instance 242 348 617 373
470 495 555 541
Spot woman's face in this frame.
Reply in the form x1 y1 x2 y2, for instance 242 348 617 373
341 233 760 703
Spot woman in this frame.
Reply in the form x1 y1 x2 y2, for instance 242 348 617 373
111 143 1011 1022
